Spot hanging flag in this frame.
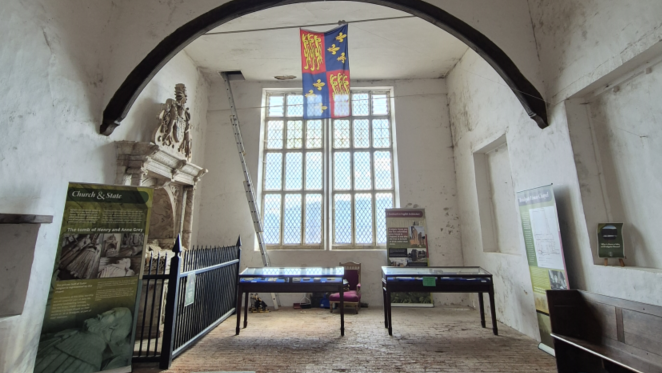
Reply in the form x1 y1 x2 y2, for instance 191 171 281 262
300 24 350 119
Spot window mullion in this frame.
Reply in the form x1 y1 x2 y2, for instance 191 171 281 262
326 119 332 250
301 121 306 246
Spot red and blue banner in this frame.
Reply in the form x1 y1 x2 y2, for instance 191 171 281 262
300 24 350 119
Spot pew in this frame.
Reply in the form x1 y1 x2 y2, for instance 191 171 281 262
547 290 662 373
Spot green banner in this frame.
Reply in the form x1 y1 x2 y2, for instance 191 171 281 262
36 183 153 373
597 223 624 258
517 185 569 352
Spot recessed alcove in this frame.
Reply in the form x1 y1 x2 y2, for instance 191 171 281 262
566 50 662 269
473 135 520 255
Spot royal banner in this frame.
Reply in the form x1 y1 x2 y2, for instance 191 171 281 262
386 208 433 306
35 183 153 373
517 184 569 352
300 24 350 119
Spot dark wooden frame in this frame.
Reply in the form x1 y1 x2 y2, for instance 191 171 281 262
381 266 497 336
236 267 346 336
100 0 548 136
547 289 662 373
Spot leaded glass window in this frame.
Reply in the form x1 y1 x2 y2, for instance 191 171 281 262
261 90 397 249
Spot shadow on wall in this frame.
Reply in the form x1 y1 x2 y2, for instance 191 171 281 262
553 184 586 290
124 97 162 142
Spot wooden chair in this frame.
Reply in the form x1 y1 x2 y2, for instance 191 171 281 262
329 262 361 314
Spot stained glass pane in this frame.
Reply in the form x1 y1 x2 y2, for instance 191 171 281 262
285 152 302 190
266 121 283 149
287 94 303 117
334 152 351 190
286 120 303 149
333 120 350 148
352 93 369 116
305 152 322 190
334 194 352 244
353 119 369 148
306 120 322 148
372 93 389 115
373 119 391 148
305 194 322 244
264 153 282 190
263 194 281 244
268 95 284 117
374 151 393 189
355 193 373 244
283 194 302 244
375 193 393 244
354 152 371 190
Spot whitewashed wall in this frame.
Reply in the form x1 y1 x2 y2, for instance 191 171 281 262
196 78 463 308
0 2 209 371
446 0 662 341
447 50 548 339
528 0 662 304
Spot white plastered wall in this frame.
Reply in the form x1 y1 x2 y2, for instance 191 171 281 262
196 78 463 308
446 0 662 340
0 2 209 371
528 0 662 303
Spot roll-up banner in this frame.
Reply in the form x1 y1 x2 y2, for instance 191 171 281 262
386 208 433 307
35 183 152 373
516 184 569 354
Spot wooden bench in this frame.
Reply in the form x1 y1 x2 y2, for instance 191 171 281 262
547 290 662 373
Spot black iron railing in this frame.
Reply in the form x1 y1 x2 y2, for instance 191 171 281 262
132 236 241 369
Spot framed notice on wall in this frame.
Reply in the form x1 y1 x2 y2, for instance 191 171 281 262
386 208 433 306
517 184 569 353
35 183 153 373
597 223 624 258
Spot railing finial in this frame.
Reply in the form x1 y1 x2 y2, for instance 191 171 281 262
173 235 182 254
236 235 242 247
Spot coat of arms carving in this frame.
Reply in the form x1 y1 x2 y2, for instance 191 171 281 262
154 83 192 160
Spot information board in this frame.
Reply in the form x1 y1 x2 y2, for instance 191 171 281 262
386 208 433 306
35 183 152 373
517 184 569 352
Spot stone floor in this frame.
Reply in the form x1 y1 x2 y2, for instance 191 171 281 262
133 307 557 373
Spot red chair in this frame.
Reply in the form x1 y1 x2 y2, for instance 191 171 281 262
329 262 361 314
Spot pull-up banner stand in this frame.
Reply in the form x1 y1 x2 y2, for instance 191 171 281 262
516 184 569 355
386 208 433 307
35 183 153 373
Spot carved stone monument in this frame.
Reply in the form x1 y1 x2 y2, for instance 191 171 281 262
115 84 206 250
115 84 207 339
154 83 192 161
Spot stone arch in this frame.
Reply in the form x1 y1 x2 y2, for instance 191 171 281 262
100 0 548 135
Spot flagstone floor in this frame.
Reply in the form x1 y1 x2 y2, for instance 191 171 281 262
132 307 557 373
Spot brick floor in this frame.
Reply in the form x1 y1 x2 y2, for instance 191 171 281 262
133 307 557 373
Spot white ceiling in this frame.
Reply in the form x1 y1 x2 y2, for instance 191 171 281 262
184 2 469 81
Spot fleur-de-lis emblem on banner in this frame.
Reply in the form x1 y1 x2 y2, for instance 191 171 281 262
327 44 340 55
313 79 326 91
337 53 347 64
336 32 347 43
